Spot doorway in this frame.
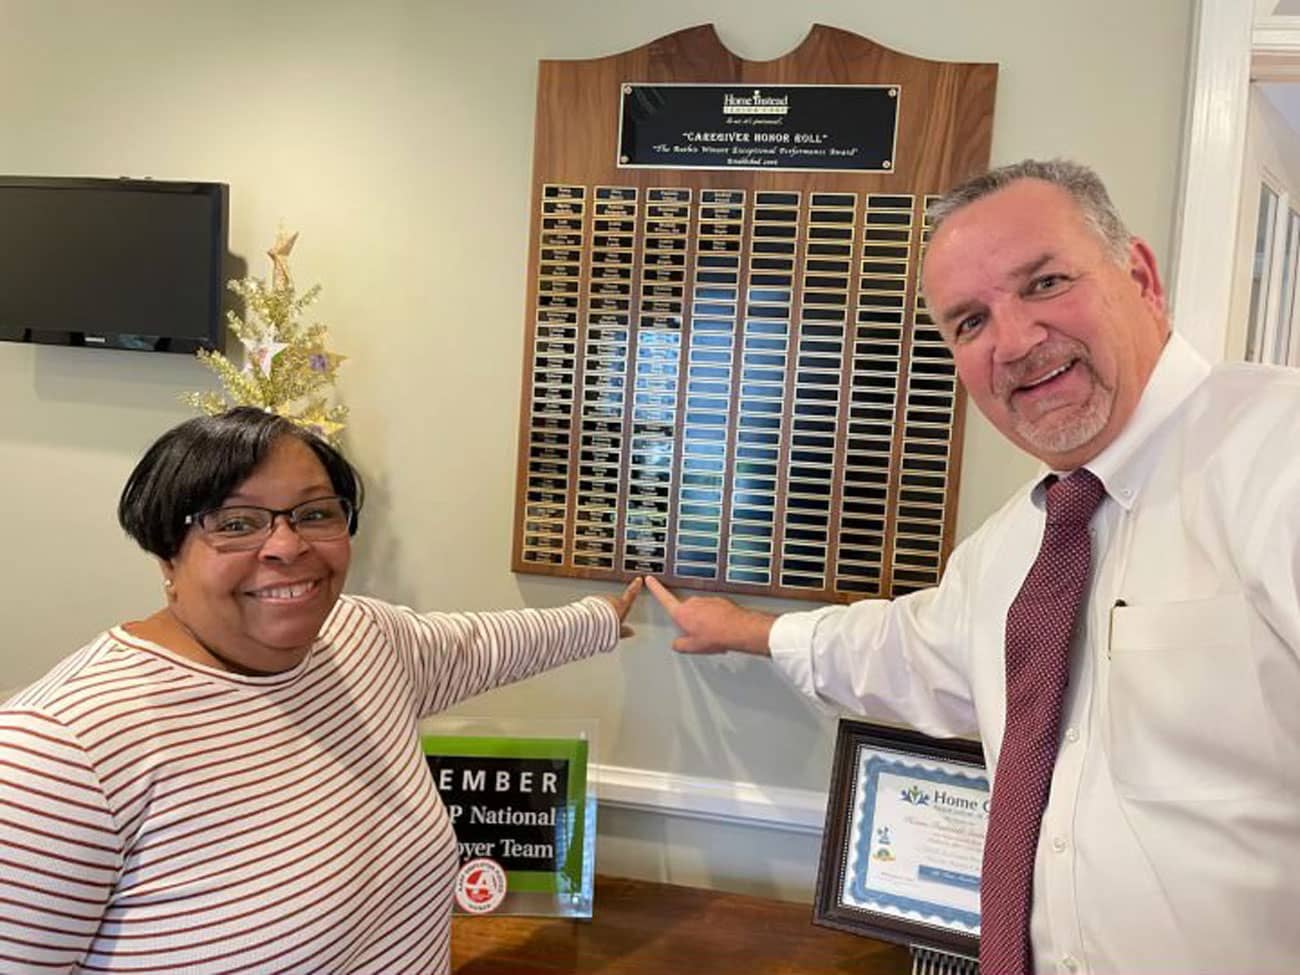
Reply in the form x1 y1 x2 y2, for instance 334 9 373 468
1174 0 1300 364
1229 81 1300 365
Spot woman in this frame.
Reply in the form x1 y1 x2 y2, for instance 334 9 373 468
0 407 639 974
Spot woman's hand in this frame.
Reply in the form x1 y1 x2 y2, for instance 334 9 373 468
600 577 643 638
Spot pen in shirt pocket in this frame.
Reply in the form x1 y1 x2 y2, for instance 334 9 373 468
1107 598 1127 657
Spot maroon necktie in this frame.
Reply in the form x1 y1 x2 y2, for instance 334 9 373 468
979 469 1106 975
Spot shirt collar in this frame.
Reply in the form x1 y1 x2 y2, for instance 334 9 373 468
1029 331 1210 511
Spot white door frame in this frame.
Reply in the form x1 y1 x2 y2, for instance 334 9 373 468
1173 1 1300 362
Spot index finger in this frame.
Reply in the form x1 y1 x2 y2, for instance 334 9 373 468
616 576 643 614
643 576 681 612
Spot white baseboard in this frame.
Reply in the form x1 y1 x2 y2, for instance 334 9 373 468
592 762 827 836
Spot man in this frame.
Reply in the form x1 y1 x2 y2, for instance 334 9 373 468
646 160 1300 974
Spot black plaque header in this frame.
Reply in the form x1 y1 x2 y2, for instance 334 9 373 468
618 84 900 173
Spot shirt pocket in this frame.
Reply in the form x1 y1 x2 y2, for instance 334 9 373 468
1107 593 1278 800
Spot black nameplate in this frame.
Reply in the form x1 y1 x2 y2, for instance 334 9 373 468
619 84 899 173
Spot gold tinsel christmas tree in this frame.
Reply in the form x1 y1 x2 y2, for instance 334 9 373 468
184 230 347 444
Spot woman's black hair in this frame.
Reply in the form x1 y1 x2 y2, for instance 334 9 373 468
118 407 364 560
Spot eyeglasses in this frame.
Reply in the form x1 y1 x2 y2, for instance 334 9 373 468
185 496 354 552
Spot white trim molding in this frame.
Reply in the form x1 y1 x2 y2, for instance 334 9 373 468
593 763 828 836
1171 0 1254 362
1253 17 1300 80
1253 15 1300 58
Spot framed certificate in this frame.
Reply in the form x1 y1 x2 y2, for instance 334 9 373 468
813 718 988 959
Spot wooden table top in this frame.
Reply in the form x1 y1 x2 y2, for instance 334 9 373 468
452 875 911 973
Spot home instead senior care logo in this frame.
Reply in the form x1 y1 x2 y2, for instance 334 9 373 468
900 783 990 814
722 89 790 117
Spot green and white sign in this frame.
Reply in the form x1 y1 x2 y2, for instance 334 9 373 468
423 732 594 916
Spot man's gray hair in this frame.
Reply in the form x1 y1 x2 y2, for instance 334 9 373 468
927 159 1132 264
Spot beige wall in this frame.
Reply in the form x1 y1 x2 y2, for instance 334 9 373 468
0 0 1193 901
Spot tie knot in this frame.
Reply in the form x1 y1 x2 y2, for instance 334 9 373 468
1044 469 1106 526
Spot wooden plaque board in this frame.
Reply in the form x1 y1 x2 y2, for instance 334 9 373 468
511 24 996 602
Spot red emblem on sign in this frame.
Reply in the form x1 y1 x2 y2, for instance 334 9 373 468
454 857 508 914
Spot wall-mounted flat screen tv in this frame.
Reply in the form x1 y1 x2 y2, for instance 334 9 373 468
0 176 228 354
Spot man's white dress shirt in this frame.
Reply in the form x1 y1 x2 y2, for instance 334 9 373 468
771 333 1300 974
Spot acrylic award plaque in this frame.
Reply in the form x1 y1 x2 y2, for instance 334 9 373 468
512 24 997 602
422 717 598 918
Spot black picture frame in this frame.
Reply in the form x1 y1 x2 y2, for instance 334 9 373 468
813 718 987 959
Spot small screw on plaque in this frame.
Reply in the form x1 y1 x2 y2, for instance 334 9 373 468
889 88 898 98
620 155 629 164
623 85 632 95
884 161 893 170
